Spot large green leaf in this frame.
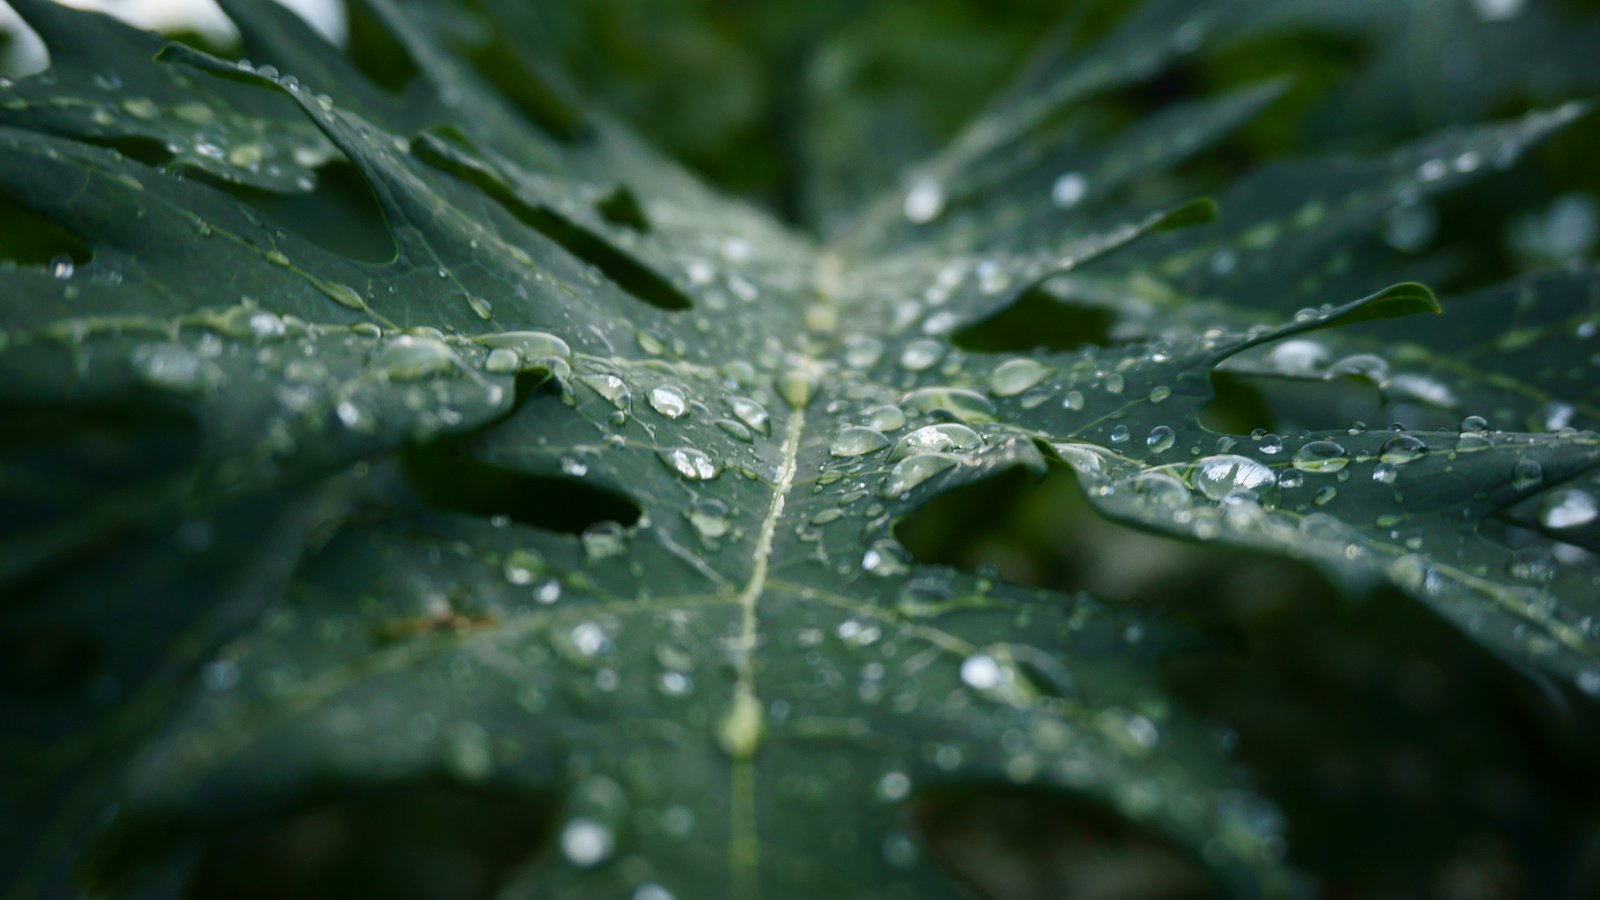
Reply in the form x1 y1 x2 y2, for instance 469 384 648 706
1 1 1596 898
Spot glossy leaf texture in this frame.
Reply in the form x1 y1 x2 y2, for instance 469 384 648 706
0 1 1596 899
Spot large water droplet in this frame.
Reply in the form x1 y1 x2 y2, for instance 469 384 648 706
1539 488 1597 529
899 386 996 423
959 653 1004 690
890 423 983 460
1263 339 1328 375
1292 440 1348 474
728 396 770 434
373 336 457 380
899 339 944 372
648 384 689 419
129 342 204 392
1146 426 1176 453
866 405 907 432
659 447 719 481
477 331 572 362
577 373 631 409
831 426 891 458
1192 454 1277 501
988 359 1052 397
1379 434 1428 465
881 453 958 498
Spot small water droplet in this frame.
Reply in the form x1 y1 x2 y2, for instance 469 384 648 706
1050 171 1088 208
903 178 946 224
560 819 614 867
688 499 731 539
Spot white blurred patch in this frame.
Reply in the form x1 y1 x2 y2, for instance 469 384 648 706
3 0 346 75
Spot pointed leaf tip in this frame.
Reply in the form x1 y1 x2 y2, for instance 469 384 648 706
1152 197 1219 232
1352 281 1441 321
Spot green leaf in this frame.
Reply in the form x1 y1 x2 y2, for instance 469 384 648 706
1 2 1596 898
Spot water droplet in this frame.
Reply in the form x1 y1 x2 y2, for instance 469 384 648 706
881 453 958 498
1292 440 1348 474
903 178 946 224
648 384 689 419
1263 339 1328 375
560 819 614 867
1192 454 1277 501
129 342 204 392
688 499 731 539
1051 172 1088 208
715 419 753 442
777 366 820 409
484 347 521 374
728 396 770 434
866 404 907 432
891 423 983 459
1507 545 1556 583
844 337 885 369
899 339 944 372
477 331 572 362
582 522 627 560
1511 458 1544 491
1329 353 1389 383
877 770 912 802
577 373 631 409
899 386 996 422
1460 415 1489 433
988 358 1052 397
960 653 1003 690
372 336 458 380
1539 489 1597 529
862 540 911 576
1146 425 1175 453
659 447 718 481
503 548 544 585
1372 462 1398 484
1379 434 1428 465
48 255 74 279
831 426 891 458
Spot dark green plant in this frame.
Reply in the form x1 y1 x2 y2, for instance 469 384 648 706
2 1 1598 898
